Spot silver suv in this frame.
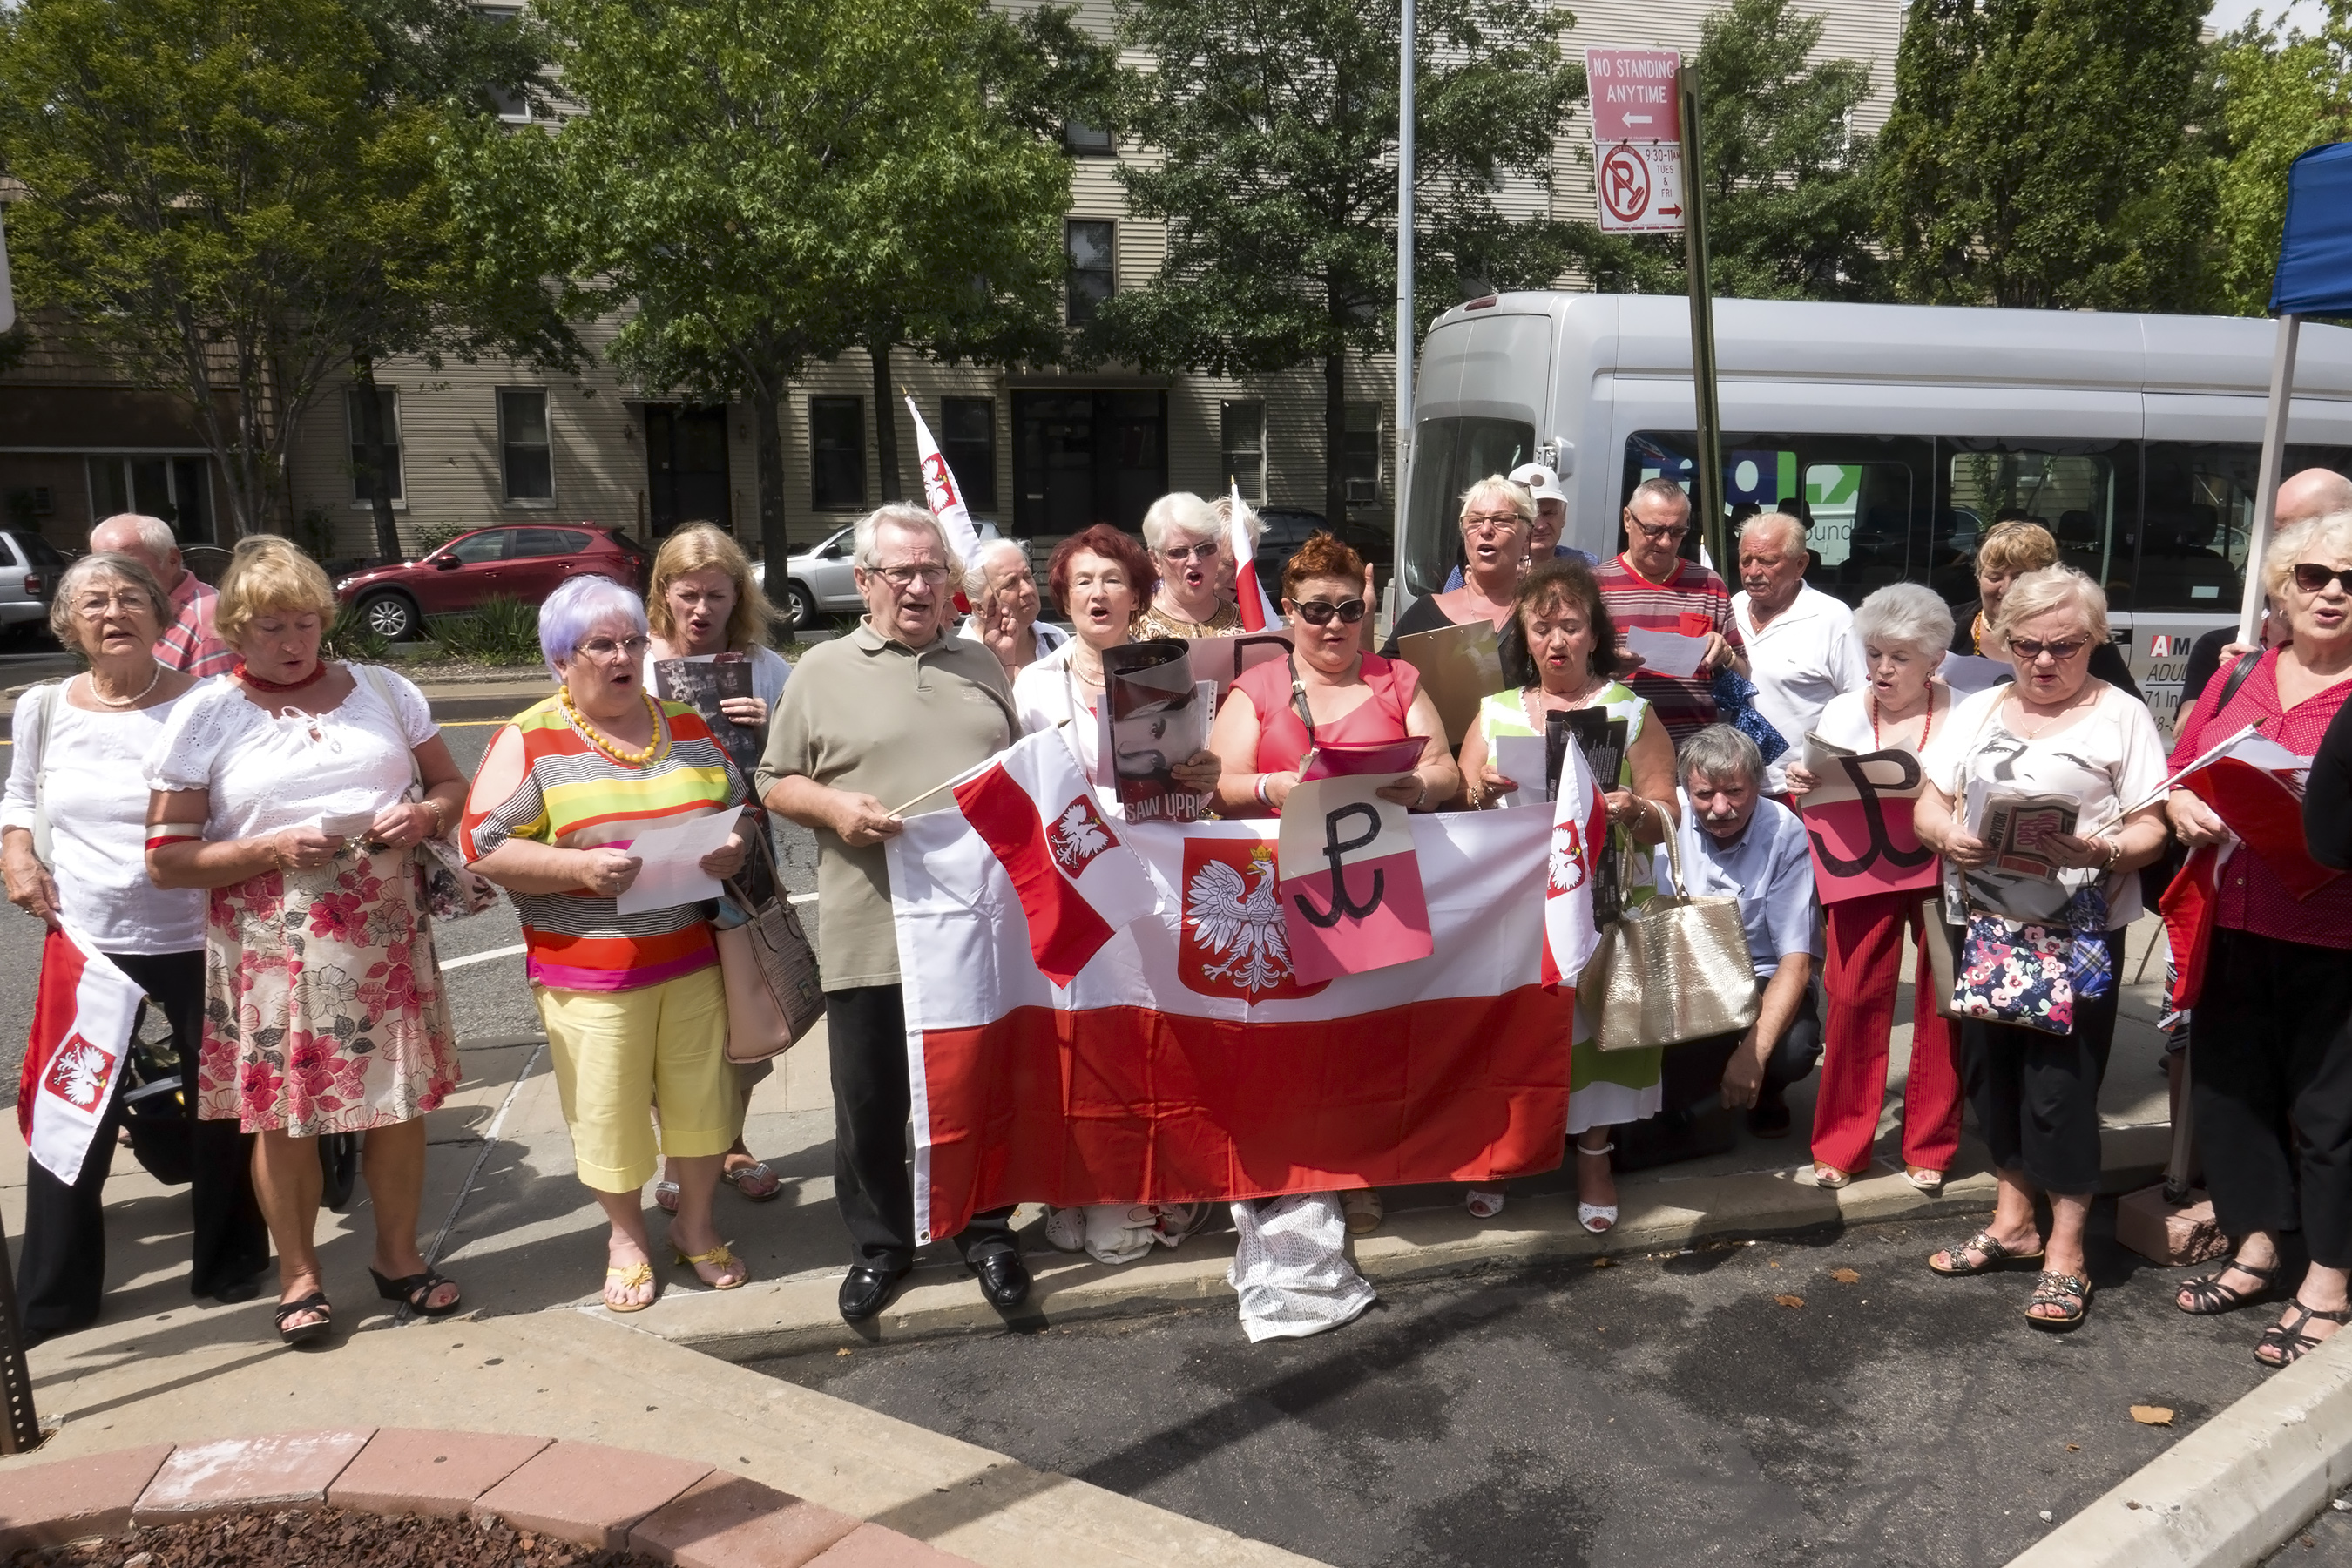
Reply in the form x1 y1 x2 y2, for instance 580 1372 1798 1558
0 530 64 639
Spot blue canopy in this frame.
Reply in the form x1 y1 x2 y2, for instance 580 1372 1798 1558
2272 141 2352 316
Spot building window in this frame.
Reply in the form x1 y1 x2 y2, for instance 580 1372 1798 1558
497 389 553 503
1221 401 1267 504
1065 220 1114 326
345 387 404 504
476 4 537 122
940 397 996 514
1345 402 1384 506
810 395 865 511
84 456 213 544
1062 120 1115 156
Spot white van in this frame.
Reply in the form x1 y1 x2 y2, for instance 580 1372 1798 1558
1400 293 2352 727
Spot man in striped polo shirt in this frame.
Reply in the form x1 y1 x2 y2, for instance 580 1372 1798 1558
88 513 233 677
1597 478 1747 745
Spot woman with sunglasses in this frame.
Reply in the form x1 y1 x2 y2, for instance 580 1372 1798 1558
1135 493 1245 640
1210 531 1460 1234
2166 513 2352 1368
1912 567 2168 1332
1456 558 1677 1229
1382 476 1532 654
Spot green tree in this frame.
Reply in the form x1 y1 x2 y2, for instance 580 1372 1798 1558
2212 2 2352 315
0 0 385 537
1087 0 1579 526
1577 0 1885 301
491 0 1078 566
1875 0 2220 312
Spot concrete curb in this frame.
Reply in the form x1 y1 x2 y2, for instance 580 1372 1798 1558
2007 1331 2352 1568
624 1125 2172 1363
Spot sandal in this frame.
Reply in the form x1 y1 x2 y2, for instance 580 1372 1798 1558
652 1179 681 1215
2175 1257 2281 1316
2255 1299 2352 1369
369 1266 463 1317
1813 1164 1853 1190
1576 1141 1617 1234
1904 1167 1945 1194
603 1261 657 1314
1928 1228 2044 1276
2024 1271 2092 1328
1465 1188 1506 1220
274 1291 333 1347
1342 1190 1383 1235
721 1160 783 1202
673 1242 749 1290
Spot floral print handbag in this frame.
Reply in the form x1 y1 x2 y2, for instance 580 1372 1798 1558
1951 889 2111 1036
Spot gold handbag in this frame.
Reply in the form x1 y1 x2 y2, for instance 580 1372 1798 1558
1579 798 1760 1051
718 827 825 1064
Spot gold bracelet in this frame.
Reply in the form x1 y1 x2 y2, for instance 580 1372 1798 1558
422 797 449 837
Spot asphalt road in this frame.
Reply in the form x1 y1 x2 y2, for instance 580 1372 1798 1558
0 713 822 1102
767 1207 2282 1568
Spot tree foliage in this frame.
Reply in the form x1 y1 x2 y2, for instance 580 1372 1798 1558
1875 0 2220 312
480 0 1081 558
1086 0 1580 524
2211 1 2352 316
1577 0 1884 301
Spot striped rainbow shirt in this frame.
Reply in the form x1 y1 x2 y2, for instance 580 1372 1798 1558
462 694 744 991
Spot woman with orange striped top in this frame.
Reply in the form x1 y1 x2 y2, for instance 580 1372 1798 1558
463 575 754 1313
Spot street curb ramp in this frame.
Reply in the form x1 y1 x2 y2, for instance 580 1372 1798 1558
2008 1330 2352 1568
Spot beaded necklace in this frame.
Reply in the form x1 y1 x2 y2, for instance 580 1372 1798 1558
559 687 667 767
1870 691 1934 752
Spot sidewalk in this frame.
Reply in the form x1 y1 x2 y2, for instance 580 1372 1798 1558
0 923 2186 1562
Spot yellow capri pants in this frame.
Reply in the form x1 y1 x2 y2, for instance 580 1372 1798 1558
535 965 738 1193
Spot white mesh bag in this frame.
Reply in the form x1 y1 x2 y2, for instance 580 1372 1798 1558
1226 1193 1376 1342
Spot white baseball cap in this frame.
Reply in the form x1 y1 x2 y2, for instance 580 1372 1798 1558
1510 463 1565 506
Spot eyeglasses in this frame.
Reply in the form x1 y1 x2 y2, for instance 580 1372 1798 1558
1462 513 1524 537
2292 564 2352 596
2009 636 2089 663
73 591 148 618
1289 598 1367 626
869 564 949 589
1158 541 1220 564
1627 518 1691 542
575 634 652 659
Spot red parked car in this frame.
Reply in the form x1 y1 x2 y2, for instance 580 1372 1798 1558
334 523 649 642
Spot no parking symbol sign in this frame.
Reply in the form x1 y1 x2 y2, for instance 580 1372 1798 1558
1596 142 1684 233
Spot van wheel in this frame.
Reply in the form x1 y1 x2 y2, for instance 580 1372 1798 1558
359 591 418 642
785 581 816 632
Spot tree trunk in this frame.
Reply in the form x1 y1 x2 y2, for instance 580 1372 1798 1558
752 380 792 578
352 353 402 560
871 333 901 502
1324 349 1349 530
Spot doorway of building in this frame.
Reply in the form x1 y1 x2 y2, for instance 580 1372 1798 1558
645 404 731 537
1011 389 1166 537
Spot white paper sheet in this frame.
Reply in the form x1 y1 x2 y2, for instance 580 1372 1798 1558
1490 734 1551 809
1938 653 2013 696
1624 627 1707 679
614 811 740 915
319 811 376 839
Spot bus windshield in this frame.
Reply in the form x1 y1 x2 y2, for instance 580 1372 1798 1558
1402 416 1534 596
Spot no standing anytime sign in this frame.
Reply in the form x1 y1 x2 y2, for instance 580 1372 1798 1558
1585 45 1685 234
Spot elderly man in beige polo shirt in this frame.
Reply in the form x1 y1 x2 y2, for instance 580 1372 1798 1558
757 503 1029 1324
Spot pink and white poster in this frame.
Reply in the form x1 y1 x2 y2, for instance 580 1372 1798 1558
1276 777 1432 983
1799 747 1938 904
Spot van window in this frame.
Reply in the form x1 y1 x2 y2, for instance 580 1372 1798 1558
1402 416 1534 595
1943 441 2132 607
2138 443 2253 614
1622 432 1936 609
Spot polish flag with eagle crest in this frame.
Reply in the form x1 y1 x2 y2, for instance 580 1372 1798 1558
888 745 1602 1245
17 923 146 1185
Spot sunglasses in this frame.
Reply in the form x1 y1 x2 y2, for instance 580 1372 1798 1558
1290 598 1367 626
2292 564 2352 596
2009 636 2088 663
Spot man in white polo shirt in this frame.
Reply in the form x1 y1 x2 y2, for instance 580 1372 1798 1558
1732 510 1862 795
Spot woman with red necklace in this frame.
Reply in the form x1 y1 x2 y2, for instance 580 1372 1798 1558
145 537 468 1347
1783 584 1960 1195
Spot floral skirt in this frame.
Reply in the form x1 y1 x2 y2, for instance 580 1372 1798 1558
199 843 460 1135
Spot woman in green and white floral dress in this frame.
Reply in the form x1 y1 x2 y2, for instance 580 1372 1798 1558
1457 558 1680 1232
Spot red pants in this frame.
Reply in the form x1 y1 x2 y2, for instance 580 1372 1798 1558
1810 889 1963 1175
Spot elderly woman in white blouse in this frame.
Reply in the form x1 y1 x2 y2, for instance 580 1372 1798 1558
1 552 268 1343
145 537 466 1348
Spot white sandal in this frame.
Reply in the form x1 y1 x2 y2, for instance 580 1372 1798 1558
1465 1188 1506 1220
1576 1140 1617 1234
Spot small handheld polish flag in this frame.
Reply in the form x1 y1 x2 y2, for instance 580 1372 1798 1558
1227 483 1281 632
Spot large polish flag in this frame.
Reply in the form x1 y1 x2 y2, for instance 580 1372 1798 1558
887 801 1597 1247
17 924 145 1185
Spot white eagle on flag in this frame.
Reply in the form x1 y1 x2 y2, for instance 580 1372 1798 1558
1185 850 1292 993
43 1034 115 1112
1046 796 1113 876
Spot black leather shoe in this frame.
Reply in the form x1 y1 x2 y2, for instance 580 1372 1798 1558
971 1249 1031 1311
1746 1097 1793 1139
838 1263 908 1322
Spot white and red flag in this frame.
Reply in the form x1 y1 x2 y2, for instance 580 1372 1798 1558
1227 483 1281 632
907 396 983 572
943 727 1159 985
887 803 1596 1246
1541 741 1608 990
16 923 145 1184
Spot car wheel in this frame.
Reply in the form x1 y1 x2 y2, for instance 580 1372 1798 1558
785 581 817 632
358 591 419 642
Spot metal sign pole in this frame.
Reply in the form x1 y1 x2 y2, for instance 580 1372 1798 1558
2240 314 2301 646
0 1211 41 1453
1678 71 1726 574
1396 0 1415 618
